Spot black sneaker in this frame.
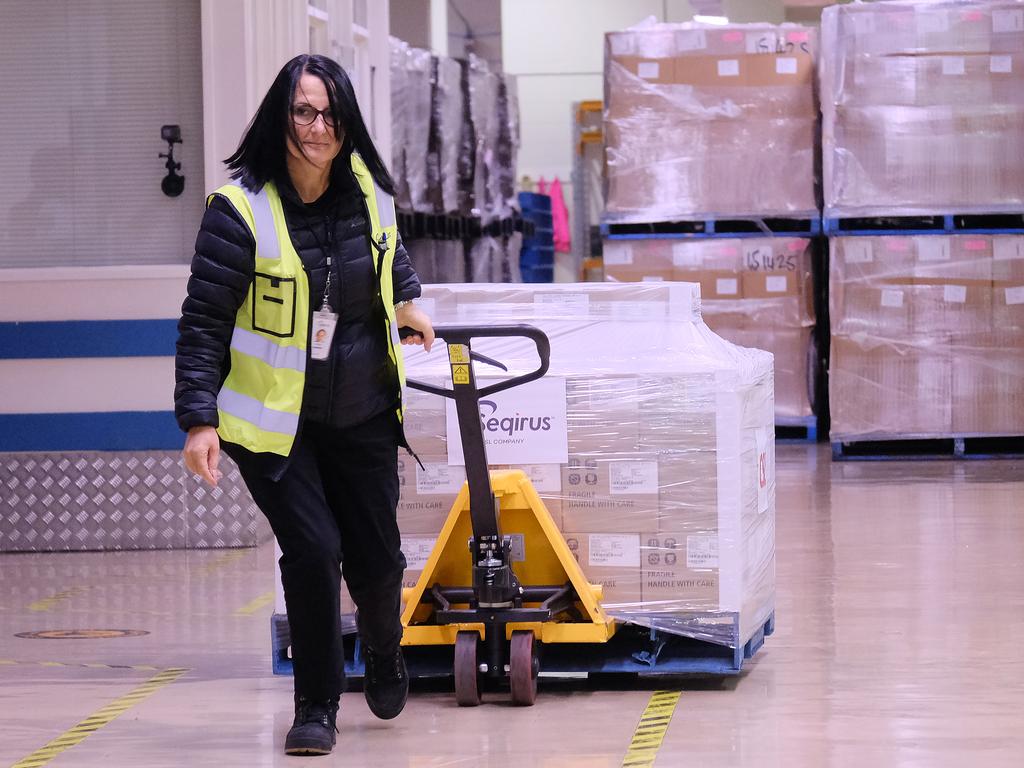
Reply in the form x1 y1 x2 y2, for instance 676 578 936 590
363 646 409 720
285 695 339 756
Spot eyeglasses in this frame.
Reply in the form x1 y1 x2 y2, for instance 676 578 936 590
291 104 337 127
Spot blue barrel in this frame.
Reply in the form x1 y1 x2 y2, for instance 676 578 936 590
518 192 555 283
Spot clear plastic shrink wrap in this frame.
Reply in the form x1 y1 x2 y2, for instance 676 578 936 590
394 283 777 647
398 45 433 213
604 21 819 222
830 235 1024 440
389 38 412 211
821 1 1024 217
427 55 463 214
604 237 816 419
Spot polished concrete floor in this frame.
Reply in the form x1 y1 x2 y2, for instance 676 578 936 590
2 444 1023 767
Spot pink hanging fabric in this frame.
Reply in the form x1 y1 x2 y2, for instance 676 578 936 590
536 177 549 195
550 177 571 254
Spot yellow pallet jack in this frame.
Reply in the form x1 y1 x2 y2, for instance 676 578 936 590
400 325 617 706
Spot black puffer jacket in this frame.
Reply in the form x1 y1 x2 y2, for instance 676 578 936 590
174 163 420 446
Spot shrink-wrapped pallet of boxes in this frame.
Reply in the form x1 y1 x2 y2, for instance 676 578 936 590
603 237 817 421
395 283 776 647
604 21 819 222
821 0 1024 217
829 235 1024 440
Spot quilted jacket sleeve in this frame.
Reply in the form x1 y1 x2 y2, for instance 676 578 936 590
173 196 254 432
391 231 422 304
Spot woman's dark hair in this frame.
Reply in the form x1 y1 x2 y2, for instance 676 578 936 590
225 54 395 196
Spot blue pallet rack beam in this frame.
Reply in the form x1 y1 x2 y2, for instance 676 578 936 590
602 216 821 240
824 211 1024 237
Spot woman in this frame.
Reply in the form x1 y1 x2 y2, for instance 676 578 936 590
174 54 434 757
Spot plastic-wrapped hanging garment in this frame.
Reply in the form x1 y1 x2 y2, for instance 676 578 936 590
404 46 434 214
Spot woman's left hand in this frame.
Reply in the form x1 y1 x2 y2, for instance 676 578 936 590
395 302 435 353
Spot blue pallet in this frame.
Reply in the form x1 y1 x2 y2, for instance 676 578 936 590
602 216 820 240
776 417 818 443
272 612 774 679
832 435 1024 461
824 211 1024 236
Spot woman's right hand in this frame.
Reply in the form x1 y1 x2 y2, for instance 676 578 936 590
184 426 223 487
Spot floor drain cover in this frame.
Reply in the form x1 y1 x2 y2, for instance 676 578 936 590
15 629 150 640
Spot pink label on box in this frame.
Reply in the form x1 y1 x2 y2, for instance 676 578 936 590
788 31 809 43
717 246 738 257
962 10 984 22
887 239 911 252
723 31 743 43
964 239 988 251
788 240 804 252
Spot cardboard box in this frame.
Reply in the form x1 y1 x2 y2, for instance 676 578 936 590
561 532 644 605
641 532 720 609
657 454 719 532
951 333 1024 434
560 454 661 533
993 235 1024 330
829 334 954 439
397 455 463 534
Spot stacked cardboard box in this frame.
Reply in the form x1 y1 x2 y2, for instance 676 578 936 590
602 237 816 420
604 22 819 222
830 235 1024 439
395 283 776 645
821 1 1024 217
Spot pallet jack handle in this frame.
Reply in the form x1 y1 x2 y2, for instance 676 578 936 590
400 324 551 606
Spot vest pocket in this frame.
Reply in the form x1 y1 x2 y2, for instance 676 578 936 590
252 273 297 338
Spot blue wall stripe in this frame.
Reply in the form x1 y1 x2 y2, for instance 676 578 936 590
0 319 179 359
0 412 183 452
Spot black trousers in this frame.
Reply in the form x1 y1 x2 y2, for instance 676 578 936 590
231 410 407 701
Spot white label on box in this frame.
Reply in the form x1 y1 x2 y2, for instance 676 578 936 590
917 237 951 262
672 243 701 267
687 535 719 569
676 29 706 52
881 289 905 309
991 55 1013 74
642 275 664 282
755 426 770 514
993 9 1024 34
416 462 466 495
519 464 561 493
716 278 739 296
942 57 965 76
608 460 658 495
610 301 666 319
717 59 740 77
534 292 590 308
746 31 777 54
1006 286 1024 306
603 245 633 266
609 35 631 56
636 61 660 80
844 240 874 264
994 237 1024 260
446 377 568 466
943 285 967 304
776 57 798 75
401 537 438 570
589 534 641 568
766 276 789 293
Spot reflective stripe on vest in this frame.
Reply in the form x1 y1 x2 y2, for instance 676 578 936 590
210 152 404 457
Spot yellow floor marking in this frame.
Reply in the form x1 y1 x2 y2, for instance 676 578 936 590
0 659 164 672
620 691 682 768
10 667 188 768
233 590 275 616
197 549 249 576
27 587 89 613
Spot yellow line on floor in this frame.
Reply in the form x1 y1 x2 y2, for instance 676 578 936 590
10 667 188 768
0 659 161 672
27 587 89 613
233 590 275 616
620 691 681 768
197 549 249 576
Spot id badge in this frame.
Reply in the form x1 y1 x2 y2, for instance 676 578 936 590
311 310 338 360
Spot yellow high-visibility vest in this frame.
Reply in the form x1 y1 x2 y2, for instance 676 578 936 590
212 152 405 456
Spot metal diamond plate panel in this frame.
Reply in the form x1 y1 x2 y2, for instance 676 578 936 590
0 451 258 552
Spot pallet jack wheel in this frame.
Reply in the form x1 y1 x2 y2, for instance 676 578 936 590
509 630 539 706
454 631 482 707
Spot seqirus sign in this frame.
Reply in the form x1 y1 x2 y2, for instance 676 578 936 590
445 377 568 465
